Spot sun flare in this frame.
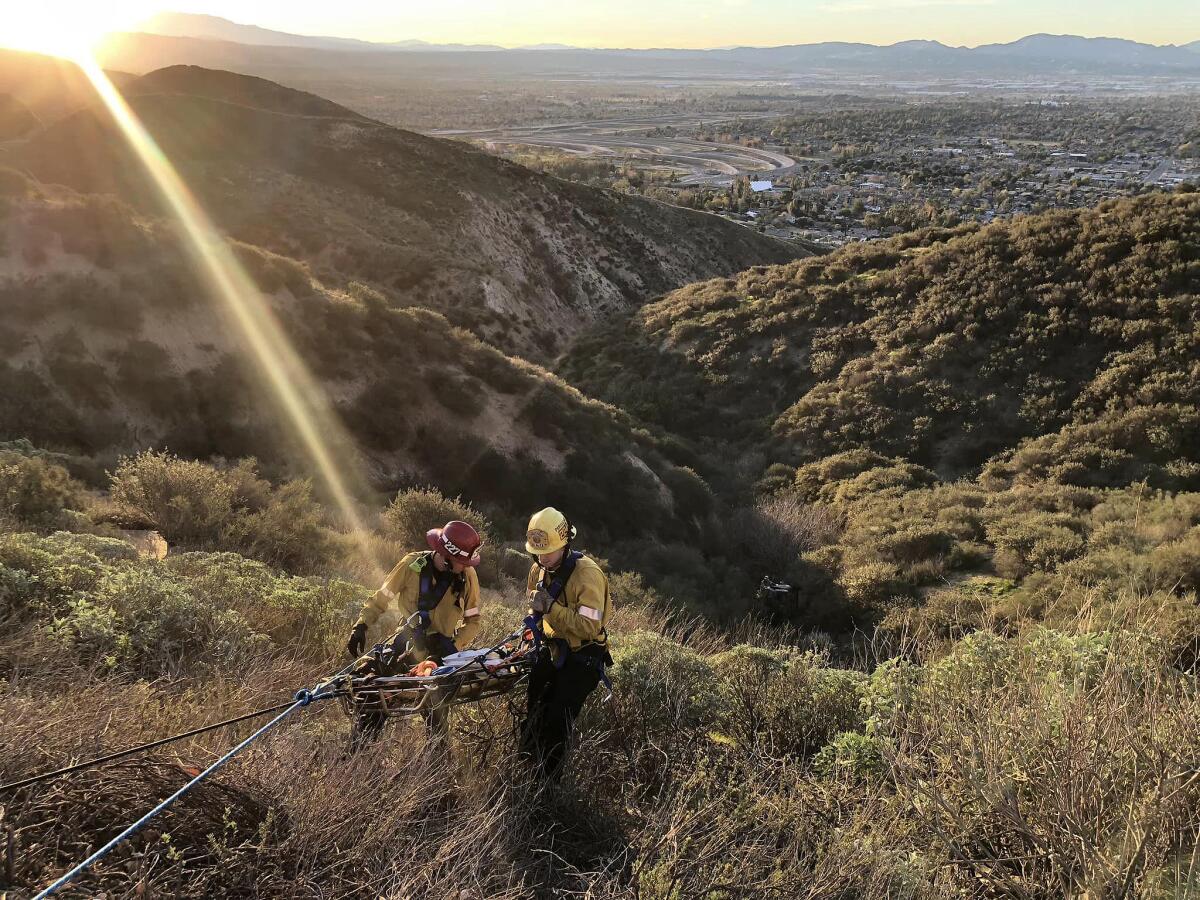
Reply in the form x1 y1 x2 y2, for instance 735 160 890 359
68 52 389 581
2 4 154 57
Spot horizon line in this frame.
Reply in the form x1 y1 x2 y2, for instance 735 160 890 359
124 15 1200 53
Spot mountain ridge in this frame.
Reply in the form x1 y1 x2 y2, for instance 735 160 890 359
0 49 135 123
104 15 1200 76
8 65 798 359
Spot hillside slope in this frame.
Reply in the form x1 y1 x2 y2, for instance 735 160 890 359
123 65 372 120
564 192 1200 491
0 172 713 548
9 65 799 357
0 48 135 122
0 93 38 139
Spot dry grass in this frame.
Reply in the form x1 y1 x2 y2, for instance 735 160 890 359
2 496 1199 898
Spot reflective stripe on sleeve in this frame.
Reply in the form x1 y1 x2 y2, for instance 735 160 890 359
379 585 396 600
579 606 602 622
464 606 480 617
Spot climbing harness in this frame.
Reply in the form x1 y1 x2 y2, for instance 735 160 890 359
406 553 467 661
538 549 583 601
530 551 614 698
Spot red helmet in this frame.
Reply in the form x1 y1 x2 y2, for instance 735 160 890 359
426 520 482 567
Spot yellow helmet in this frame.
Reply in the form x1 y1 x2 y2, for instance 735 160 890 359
525 507 574 555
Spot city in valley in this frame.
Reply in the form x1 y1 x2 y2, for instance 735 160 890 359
442 87 1200 249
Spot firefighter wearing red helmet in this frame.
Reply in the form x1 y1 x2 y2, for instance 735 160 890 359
346 519 484 742
347 519 484 663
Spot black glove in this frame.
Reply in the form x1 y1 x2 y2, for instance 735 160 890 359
427 633 458 666
347 622 368 657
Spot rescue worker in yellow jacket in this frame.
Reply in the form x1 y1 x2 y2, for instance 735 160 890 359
519 507 612 779
346 519 484 741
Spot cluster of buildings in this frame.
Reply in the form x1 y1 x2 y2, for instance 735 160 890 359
709 140 1200 248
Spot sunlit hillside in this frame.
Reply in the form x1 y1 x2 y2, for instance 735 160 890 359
566 191 1200 485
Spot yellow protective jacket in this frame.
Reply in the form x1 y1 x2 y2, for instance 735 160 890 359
526 554 610 651
357 551 482 660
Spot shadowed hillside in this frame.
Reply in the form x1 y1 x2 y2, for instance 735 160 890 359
8 65 800 357
558 191 1200 634
0 174 725 553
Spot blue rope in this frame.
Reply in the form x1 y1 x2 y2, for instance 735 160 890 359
33 679 345 899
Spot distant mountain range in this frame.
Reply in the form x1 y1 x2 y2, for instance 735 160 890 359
127 13 1200 76
139 13 508 52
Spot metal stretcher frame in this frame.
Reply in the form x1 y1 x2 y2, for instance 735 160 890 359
337 654 536 719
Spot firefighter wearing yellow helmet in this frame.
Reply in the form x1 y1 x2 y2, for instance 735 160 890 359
520 507 612 778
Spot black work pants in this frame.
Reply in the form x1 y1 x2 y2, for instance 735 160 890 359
519 651 602 779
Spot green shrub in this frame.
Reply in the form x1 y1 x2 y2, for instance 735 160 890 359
382 486 492 553
109 451 239 547
38 532 138 563
659 465 714 521
1145 531 1200 597
793 449 894 502
831 462 939 504
48 565 267 677
220 479 332 573
165 551 364 653
0 532 112 617
755 461 797 496
839 561 907 606
813 730 885 779
109 452 335 573
430 372 486 418
0 450 86 531
992 405 1200 491
28 540 359 677
604 631 718 756
876 525 954 565
986 511 1085 577
48 595 129 668
711 645 866 757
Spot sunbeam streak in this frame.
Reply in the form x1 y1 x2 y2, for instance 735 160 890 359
74 54 387 581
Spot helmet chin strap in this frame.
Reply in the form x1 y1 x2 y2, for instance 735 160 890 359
547 543 573 571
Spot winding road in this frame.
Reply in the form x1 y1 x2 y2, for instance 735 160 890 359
430 111 797 185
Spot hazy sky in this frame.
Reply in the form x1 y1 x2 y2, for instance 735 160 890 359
156 1 1200 48
18 0 1200 52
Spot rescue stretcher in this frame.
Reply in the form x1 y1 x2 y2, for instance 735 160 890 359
337 631 536 720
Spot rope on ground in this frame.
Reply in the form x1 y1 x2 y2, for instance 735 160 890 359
30 666 353 900
0 700 306 794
